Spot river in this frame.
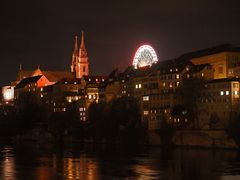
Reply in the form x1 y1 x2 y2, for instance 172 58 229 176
0 143 239 179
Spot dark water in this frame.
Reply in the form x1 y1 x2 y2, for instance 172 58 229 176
0 143 240 180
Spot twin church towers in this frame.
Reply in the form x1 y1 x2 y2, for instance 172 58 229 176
71 31 89 78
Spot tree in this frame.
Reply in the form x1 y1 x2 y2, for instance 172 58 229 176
14 92 43 134
176 78 206 129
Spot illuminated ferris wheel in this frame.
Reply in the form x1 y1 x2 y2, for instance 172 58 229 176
132 45 158 69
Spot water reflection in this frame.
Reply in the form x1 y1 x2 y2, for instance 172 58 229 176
61 155 99 180
0 143 239 180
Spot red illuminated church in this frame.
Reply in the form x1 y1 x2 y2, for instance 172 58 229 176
13 31 89 88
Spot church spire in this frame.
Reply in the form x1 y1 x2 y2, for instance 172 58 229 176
73 35 78 55
79 31 88 58
80 31 85 48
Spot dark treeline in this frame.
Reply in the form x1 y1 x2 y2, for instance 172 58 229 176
0 92 147 144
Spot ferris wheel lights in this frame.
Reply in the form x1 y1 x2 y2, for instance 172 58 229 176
132 45 158 69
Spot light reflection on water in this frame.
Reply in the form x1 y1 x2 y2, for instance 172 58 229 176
0 144 239 180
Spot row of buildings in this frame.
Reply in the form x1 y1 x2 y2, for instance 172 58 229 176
1 32 240 131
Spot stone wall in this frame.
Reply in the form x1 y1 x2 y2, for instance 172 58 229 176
172 130 238 149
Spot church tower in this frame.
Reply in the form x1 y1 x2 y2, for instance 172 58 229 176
71 31 89 78
71 36 79 75
78 31 89 78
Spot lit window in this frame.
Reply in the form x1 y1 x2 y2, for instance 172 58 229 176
234 91 238 95
201 73 204 77
169 83 173 88
40 88 43 92
170 69 172 72
89 95 92 99
102 79 105 82
79 107 83 111
96 79 98 82
176 74 180 79
220 91 224 96
176 68 178 72
135 84 139 89
187 74 190 78
63 108 66 112
74 82 77 84
139 84 142 88
68 99 72 103
226 91 229 95
143 96 149 101
176 82 180 86
40 94 43 98
45 83 47 86
162 82 166 87
186 67 189 71
143 110 149 115
65 82 68 84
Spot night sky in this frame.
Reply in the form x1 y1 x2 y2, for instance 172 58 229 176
1 0 240 86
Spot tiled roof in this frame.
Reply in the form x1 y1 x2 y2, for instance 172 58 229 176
206 77 240 84
15 75 42 89
179 44 240 60
16 69 74 83
42 71 73 82
188 64 211 73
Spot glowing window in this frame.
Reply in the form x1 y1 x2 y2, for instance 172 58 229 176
176 74 180 79
143 96 149 101
143 110 149 115
226 91 229 95
139 84 142 88
220 91 224 96
234 91 238 95
135 84 139 89
162 82 166 87
176 82 180 86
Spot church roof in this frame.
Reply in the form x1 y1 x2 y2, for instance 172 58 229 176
15 75 42 89
16 69 73 83
42 71 73 82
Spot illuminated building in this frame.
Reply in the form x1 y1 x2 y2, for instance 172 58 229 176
71 31 89 78
198 78 240 129
186 44 240 79
2 86 14 104
0 31 105 122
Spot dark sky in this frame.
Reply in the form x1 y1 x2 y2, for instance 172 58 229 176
1 0 240 86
